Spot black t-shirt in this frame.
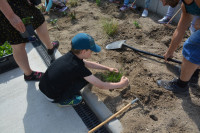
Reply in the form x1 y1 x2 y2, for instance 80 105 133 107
39 51 92 99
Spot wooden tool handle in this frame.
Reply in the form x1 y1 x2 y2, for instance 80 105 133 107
167 8 181 25
88 98 139 133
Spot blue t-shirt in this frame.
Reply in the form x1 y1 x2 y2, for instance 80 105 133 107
182 0 200 16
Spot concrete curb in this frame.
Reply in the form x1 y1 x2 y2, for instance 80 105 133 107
81 87 123 133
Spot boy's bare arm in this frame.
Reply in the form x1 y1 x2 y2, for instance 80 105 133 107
84 75 129 90
83 60 118 72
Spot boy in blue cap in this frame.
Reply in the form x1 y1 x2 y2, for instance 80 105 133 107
39 33 129 106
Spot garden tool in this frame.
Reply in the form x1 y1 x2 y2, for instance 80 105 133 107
106 40 181 64
88 98 139 133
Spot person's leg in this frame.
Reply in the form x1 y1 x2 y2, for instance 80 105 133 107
158 6 175 23
35 22 53 50
166 6 175 18
45 0 53 12
123 0 130 6
120 0 130 11
144 0 150 9
11 43 32 76
180 57 199 82
142 0 150 17
57 79 88 106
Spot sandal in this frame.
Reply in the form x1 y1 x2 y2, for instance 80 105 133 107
24 71 44 81
47 41 59 55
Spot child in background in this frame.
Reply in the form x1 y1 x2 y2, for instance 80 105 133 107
39 33 129 106
120 0 151 18
43 0 68 14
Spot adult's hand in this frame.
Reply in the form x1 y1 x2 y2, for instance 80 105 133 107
8 14 26 33
163 50 174 61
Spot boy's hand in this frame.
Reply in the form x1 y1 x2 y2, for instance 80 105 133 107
120 76 129 87
108 67 118 73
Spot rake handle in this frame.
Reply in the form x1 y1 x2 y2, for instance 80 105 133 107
88 98 139 133
167 8 182 25
123 43 182 64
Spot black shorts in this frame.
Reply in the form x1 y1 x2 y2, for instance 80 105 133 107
0 0 45 45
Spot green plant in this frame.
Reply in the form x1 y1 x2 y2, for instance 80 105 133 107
96 0 100 6
22 16 33 25
68 0 78 7
133 21 140 28
102 19 118 36
50 19 58 25
0 41 12 58
69 11 76 20
102 71 123 82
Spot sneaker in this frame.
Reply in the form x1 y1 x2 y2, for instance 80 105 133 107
58 95 83 107
120 5 128 11
24 71 44 81
175 65 199 85
142 9 148 17
157 78 189 94
158 16 171 24
47 41 59 55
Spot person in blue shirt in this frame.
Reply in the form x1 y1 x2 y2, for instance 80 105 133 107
157 0 200 94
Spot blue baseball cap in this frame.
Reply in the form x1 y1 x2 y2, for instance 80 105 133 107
72 33 101 52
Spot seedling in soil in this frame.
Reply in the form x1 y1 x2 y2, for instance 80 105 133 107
69 11 76 20
68 0 78 7
0 41 12 57
50 19 58 25
96 0 100 6
102 19 118 36
63 10 68 16
133 21 140 29
102 71 123 82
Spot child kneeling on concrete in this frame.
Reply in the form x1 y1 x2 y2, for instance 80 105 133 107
39 33 129 107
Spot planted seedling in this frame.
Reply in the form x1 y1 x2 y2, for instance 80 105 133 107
102 70 123 82
133 21 140 29
96 0 100 6
69 11 76 20
102 19 118 36
0 41 12 58
50 18 58 25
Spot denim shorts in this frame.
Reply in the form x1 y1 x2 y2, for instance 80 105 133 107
182 30 200 65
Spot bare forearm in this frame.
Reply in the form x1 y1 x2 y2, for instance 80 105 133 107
100 82 126 90
84 60 110 70
168 4 192 54
0 0 15 19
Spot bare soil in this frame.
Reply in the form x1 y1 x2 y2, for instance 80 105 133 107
44 0 200 132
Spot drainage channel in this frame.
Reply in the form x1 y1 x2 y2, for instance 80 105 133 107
32 36 109 133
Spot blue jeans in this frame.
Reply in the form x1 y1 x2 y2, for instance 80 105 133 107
124 0 150 8
166 6 175 18
182 30 200 65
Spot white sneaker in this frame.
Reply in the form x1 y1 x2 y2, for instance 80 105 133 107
142 9 148 17
158 16 171 24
